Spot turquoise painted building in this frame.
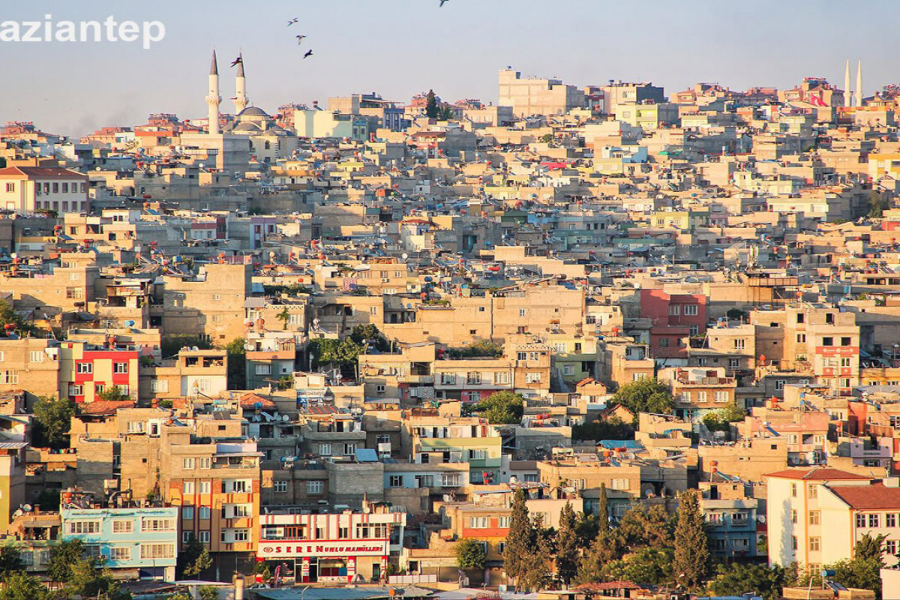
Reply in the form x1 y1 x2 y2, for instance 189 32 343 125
61 506 179 581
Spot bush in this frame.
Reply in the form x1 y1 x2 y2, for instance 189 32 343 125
608 378 674 417
455 538 486 571
473 391 524 424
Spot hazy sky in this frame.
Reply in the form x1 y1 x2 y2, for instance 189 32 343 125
4 0 899 136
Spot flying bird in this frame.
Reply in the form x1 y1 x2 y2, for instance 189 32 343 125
439 0 448 6
295 34 306 44
303 49 313 59
230 55 242 67
287 18 298 26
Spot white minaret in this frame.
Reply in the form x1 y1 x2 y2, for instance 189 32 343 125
207 50 221 135
856 59 863 107
235 53 248 114
844 59 851 108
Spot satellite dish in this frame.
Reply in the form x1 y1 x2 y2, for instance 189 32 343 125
244 342 254 351
282 414 290 422
402 253 408 260
22 504 32 512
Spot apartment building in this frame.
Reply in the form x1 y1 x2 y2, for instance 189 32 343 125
406 415 502 485
660 367 737 421
0 166 89 214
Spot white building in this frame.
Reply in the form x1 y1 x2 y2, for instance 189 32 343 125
0 166 88 214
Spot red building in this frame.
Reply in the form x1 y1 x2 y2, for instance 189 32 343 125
639 289 708 359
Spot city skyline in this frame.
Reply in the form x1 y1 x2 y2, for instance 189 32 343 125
3 0 899 136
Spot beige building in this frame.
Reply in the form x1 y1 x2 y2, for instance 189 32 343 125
498 69 585 117
0 166 88 214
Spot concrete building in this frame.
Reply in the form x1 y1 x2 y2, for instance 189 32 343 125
498 69 585 117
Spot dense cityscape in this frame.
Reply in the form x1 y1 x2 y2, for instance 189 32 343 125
2 16 900 600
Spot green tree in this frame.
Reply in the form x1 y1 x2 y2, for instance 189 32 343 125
869 190 890 219
198 585 220 600
0 299 35 336
33 396 75 450
47 539 84 583
349 324 390 351
276 307 291 330
97 385 130 402
702 405 747 433
67 555 130 600
540 133 553 144
448 340 503 359
709 562 792 600
576 529 626 583
619 504 674 549
575 510 600 548
0 544 23 577
179 534 212 579
161 334 212 358
425 89 439 119
438 106 454 121
573 417 634 442
608 378 675 416
455 538 486 571
672 490 710 591
473 391 524 424
184 548 212 580
0 571 51 600
855 532 887 562
225 338 247 389
517 531 553 592
504 489 533 586
596 484 610 533
556 502 579 586
602 547 673 586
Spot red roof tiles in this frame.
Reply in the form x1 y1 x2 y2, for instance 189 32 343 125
828 484 900 510
765 467 870 481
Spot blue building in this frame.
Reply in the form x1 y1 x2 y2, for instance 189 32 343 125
61 506 179 581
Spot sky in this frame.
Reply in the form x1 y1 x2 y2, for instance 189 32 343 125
3 0 899 137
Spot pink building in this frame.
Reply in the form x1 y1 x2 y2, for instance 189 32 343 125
639 289 708 359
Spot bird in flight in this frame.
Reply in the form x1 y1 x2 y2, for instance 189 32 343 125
230 55 242 67
287 18 298 26
296 34 306 44
303 49 313 59
439 0 448 6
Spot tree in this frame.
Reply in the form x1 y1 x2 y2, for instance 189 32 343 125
161 334 212 358
596 484 610 533
225 338 247 389
504 489 533 586
438 106 454 121
575 511 600 549
709 562 791 600
198 585 220 600
276 307 291 330
97 385 130 402
672 490 710 591
576 529 626 583
185 548 212 580
67 555 129 600
473 391 524 424
855 532 887 562
556 502 579 586
0 571 51 600
702 405 747 433
47 539 83 583
608 378 675 416
455 538 486 571
619 504 674 549
425 90 439 119
869 190 890 219
517 532 553 592
602 547 673 586
179 534 212 579
447 340 503 359
540 133 553 144
0 544 23 577
33 395 75 449
573 417 634 442
349 324 390 351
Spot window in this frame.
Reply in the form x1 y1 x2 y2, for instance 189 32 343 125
791 510 797 524
29 351 44 363
659 338 669 348
141 518 175 532
440 373 456 385
823 337 833 347
775 380 785 391
690 325 699 336
343 443 356 455
563 364 574 376
809 511 820 525
4 183 13 192
232 504 252 518
182 481 195 494
306 480 324 495
319 443 332 456
469 517 488 529
183 506 194 520
810 537 821 552
199 457 211 470
150 380 168 393
697 391 708 403
707 513 723 525
869 514 880 528
112 520 133 534
519 309 527 317
792 536 798 551
114 362 128 374
183 458 195 470
841 337 852 347
68 384 83 397
791 483 798 497
389 475 403 487
0 371 19 385
809 484 818 499
140 544 175 559
669 305 680 316
684 304 698 316
109 546 131 562
468 449 486 460
715 391 729 403
77 362 93 374
797 333 807 343
67 521 100 534
733 339 745 350
889 514 897 528
729 358 740 369
610 478 629 490
466 372 482 385
889 541 898 556
199 481 211 494
199 506 211 520
494 372 510 385
274 480 288 493
526 372 542 383
255 364 271 375
857 514 866 528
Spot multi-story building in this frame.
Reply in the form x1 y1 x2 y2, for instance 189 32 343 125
257 502 406 584
60 506 179 581
0 166 89 214
59 341 139 403
661 367 737 422
406 415 502 485
498 69 585 117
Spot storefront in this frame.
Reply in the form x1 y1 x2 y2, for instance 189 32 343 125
258 509 405 584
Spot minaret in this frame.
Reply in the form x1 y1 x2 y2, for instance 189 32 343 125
207 50 221 135
235 53 248 114
856 59 863 107
844 59 851 108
